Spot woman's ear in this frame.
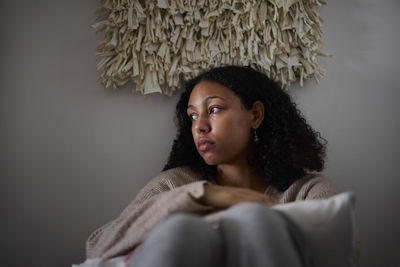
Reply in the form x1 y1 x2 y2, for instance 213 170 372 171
250 101 264 129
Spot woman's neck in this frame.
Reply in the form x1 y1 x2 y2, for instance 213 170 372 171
216 163 267 193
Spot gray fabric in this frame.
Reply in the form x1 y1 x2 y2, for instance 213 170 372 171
219 203 312 267
128 213 223 267
129 203 311 267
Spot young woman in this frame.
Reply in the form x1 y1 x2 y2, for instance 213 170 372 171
86 66 338 267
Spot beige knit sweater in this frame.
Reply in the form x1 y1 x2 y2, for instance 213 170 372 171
86 166 339 259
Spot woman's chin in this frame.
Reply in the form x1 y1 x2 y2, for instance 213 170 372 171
202 154 219 166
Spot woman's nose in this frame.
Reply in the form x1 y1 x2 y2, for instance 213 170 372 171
194 114 211 134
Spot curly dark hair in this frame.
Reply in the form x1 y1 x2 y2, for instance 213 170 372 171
163 66 326 191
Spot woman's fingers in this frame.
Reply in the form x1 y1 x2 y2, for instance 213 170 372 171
198 184 278 209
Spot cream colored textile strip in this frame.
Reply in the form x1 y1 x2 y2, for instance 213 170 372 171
93 0 328 95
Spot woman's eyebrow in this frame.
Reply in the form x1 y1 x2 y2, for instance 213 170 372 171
187 96 226 110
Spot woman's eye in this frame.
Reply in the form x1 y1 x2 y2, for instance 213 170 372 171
210 107 221 114
189 114 198 121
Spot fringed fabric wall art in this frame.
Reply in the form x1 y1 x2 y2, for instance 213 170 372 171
93 0 328 95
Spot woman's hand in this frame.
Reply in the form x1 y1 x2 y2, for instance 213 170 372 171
198 184 279 209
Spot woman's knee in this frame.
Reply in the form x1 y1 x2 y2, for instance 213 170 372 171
146 213 213 243
144 213 225 253
157 213 201 232
219 202 294 240
134 213 222 267
221 202 278 224
218 203 310 267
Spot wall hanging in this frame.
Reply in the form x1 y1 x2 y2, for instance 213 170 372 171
93 0 327 95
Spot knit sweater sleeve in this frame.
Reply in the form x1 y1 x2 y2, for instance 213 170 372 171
278 174 340 203
86 167 212 259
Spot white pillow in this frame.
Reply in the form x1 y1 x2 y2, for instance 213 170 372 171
72 256 125 267
272 192 357 267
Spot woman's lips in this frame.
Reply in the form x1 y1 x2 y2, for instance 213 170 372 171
197 139 215 152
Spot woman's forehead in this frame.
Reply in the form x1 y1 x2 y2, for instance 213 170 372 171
188 81 237 104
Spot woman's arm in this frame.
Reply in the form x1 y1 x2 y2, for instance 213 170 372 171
86 168 212 259
198 184 279 209
276 174 340 203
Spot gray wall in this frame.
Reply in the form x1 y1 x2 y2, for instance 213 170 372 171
1 0 399 266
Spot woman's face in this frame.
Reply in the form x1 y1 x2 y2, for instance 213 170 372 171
187 80 255 166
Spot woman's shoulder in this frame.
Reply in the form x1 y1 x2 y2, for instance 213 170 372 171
142 166 204 193
155 166 204 186
275 173 340 203
126 166 205 207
